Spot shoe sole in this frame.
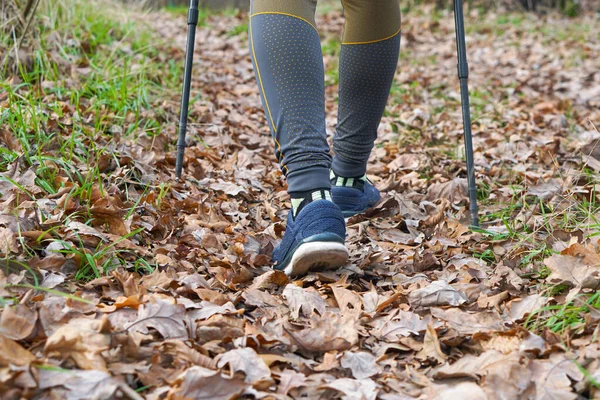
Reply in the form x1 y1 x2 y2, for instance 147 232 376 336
283 241 349 277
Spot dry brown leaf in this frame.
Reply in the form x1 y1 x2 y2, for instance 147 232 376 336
44 317 111 370
277 369 307 395
424 382 487 400
0 227 18 255
242 287 282 308
434 350 522 380
187 301 241 320
528 353 583 400
282 284 328 319
426 178 468 204
332 284 363 316
248 270 289 291
431 308 506 335
376 310 430 340
416 324 447 364
217 347 272 384
0 334 35 366
507 294 549 321
289 312 358 352
0 304 37 340
37 369 122 400
168 366 247 400
408 280 468 309
321 378 379 400
544 244 600 299
314 351 341 372
210 180 247 196
126 299 188 339
341 351 381 380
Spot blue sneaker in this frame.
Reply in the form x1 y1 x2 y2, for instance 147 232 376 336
331 177 381 218
272 200 348 276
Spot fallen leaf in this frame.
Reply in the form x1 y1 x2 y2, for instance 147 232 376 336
321 378 379 400
277 369 307 395
0 304 37 340
283 284 328 319
332 284 363 316
170 366 247 399
0 227 18 255
528 353 583 400
545 243 600 299
289 312 358 352
210 180 247 196
408 280 468 309
431 308 506 335
0 334 35 366
426 178 468 204
341 351 381 380
217 347 271 384
416 324 447 363
508 294 549 321
377 310 430 340
126 299 188 339
37 369 122 400
44 317 111 370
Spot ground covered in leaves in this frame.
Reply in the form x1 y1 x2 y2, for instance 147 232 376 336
1 1 600 399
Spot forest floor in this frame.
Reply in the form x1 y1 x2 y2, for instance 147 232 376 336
1 1 600 399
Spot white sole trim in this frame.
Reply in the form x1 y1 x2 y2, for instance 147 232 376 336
283 242 349 277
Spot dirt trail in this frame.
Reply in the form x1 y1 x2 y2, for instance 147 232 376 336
2 4 600 399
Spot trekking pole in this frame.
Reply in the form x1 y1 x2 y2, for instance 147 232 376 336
175 0 200 180
453 0 479 227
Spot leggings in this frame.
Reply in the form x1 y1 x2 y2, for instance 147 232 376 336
249 0 401 192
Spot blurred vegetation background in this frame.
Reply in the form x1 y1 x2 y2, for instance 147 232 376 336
143 0 598 16
1 0 597 74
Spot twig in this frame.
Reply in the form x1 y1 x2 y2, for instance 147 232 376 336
16 0 42 51
23 0 35 18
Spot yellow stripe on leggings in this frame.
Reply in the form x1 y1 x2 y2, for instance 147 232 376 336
342 26 401 45
250 12 319 33
249 17 288 172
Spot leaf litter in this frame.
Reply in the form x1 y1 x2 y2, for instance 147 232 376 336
0 2 599 399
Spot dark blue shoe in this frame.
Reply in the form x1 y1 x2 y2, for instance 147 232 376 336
331 179 381 218
272 200 348 276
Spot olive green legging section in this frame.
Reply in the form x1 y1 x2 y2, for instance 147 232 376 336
249 0 400 192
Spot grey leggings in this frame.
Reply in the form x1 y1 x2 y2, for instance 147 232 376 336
249 0 401 192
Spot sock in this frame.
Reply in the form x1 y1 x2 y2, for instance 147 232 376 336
330 170 367 191
290 188 332 217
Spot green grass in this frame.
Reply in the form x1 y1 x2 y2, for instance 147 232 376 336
1 0 250 281
0 0 179 281
525 292 600 335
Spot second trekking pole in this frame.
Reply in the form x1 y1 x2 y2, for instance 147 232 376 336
175 0 200 180
453 0 479 227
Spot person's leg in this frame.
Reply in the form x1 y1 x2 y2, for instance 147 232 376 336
249 0 330 204
332 0 401 216
249 0 347 275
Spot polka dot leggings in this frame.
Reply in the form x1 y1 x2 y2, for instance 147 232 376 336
249 0 401 192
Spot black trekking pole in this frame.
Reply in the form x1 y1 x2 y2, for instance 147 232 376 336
453 0 479 227
175 0 200 180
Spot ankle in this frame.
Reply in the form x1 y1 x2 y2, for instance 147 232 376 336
289 188 332 217
330 170 367 189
